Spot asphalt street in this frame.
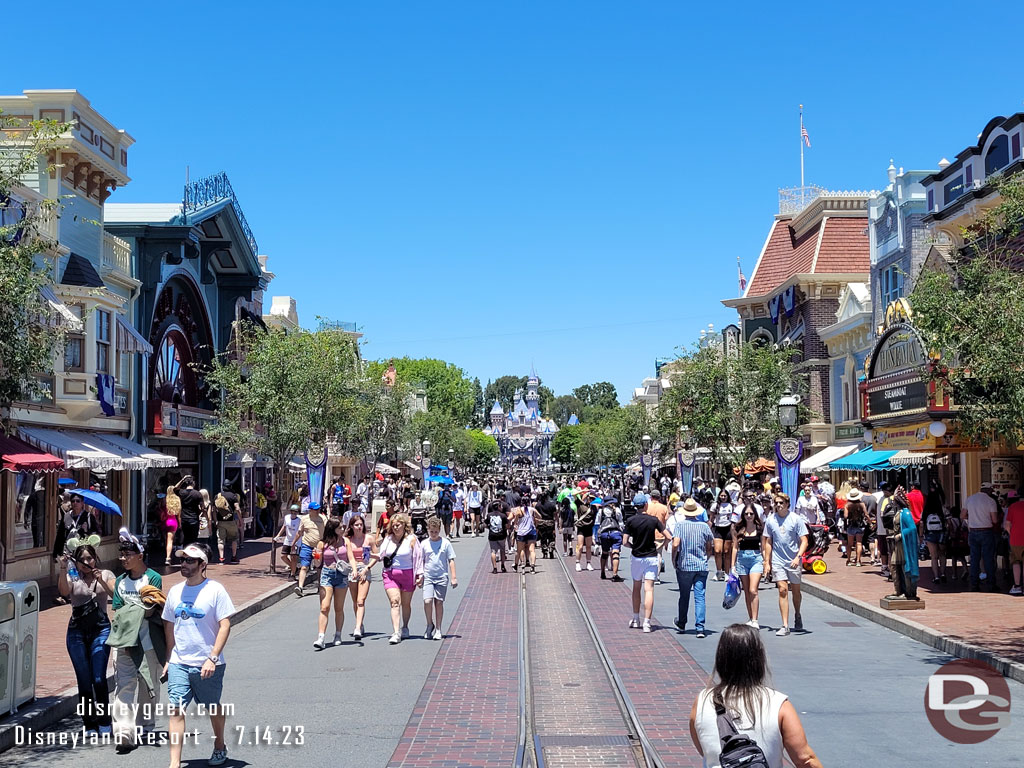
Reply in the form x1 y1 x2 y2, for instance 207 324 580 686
639 554 1024 767
1 535 490 768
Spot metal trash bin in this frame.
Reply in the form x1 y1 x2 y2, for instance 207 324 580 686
0 588 15 715
4 581 39 713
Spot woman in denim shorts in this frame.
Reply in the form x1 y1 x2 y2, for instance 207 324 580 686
312 519 354 650
730 502 765 628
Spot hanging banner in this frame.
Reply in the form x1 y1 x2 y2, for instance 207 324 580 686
775 438 803 513
782 285 796 317
769 295 782 325
640 455 652 489
678 449 696 496
305 442 328 509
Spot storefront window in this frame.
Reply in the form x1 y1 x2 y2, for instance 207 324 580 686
8 472 50 553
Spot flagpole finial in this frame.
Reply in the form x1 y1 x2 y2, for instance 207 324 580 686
799 103 803 110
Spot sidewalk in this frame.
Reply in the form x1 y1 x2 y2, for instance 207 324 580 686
800 549 1024 683
1 538 294 751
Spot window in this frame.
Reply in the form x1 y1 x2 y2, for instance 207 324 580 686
64 335 84 372
965 163 973 186
96 309 111 374
1013 133 1021 161
927 188 934 212
943 175 965 206
881 265 904 306
985 135 1009 176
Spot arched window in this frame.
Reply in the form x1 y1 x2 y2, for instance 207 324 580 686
152 329 195 405
985 135 1010 176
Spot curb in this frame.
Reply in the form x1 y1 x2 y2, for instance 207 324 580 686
801 579 1024 685
0 579 295 753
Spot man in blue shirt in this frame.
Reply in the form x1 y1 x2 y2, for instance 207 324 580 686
671 498 715 638
763 492 809 636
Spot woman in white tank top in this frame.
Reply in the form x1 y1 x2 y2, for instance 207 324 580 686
689 624 823 768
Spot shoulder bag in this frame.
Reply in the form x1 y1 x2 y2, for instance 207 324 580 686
713 695 769 768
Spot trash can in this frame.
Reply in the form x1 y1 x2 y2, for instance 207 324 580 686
5 581 39 713
0 588 15 715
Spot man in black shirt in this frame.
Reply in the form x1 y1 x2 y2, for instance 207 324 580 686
535 492 557 559
174 476 203 545
623 509 667 633
486 501 509 574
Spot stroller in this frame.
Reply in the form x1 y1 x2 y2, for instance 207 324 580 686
801 523 831 574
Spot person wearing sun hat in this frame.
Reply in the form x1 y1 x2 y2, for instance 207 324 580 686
162 542 235 767
670 497 714 637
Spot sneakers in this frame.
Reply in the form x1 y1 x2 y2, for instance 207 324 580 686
313 634 326 650
696 631 706 639
293 585 303 597
601 571 607 580
642 620 652 634
673 618 685 633
389 633 401 645
492 567 498 574
1010 585 1023 596
776 626 790 637
747 619 760 630
432 628 443 641
352 627 363 641
628 618 640 629
424 624 435 640
586 563 594 571
793 615 804 632
501 565 507 573
209 747 228 766
611 574 624 582
333 633 343 646
576 563 582 572
401 626 410 639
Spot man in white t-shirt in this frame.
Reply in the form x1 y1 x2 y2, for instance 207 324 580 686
794 483 823 526
162 543 236 768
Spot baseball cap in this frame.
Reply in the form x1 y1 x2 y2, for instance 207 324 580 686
981 482 994 491
290 504 300 512
174 543 209 563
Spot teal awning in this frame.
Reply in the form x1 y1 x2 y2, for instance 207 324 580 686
828 448 897 471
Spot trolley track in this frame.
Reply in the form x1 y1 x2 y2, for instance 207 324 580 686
514 553 666 768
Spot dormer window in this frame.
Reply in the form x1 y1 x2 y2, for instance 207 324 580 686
985 135 1009 176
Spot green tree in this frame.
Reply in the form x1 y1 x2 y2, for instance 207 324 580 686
549 394 583 426
464 429 499 469
365 357 475 425
911 171 1024 446
202 324 365 570
0 112 73 426
572 381 619 411
657 341 801 470
550 424 584 469
538 385 556 417
484 374 526 412
471 377 485 427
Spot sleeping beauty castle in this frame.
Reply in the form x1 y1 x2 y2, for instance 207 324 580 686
482 373 559 469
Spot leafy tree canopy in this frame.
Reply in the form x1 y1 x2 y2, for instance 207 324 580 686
366 357 475 425
572 381 619 411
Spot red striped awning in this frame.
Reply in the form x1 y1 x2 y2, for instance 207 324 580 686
0 433 65 473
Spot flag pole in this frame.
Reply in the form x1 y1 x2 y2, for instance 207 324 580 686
799 104 805 190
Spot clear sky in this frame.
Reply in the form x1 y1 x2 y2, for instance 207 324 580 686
7 1 1023 403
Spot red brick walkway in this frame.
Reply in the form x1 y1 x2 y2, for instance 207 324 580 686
386 546 520 768
569 564 706 768
809 550 1024 664
528 563 639 768
36 539 293 698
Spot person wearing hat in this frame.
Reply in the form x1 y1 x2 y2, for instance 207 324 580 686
109 529 166 752
596 497 625 580
467 481 484 536
963 481 1001 592
273 504 303 580
843 489 868 567
161 542 235 767
670 498 714 637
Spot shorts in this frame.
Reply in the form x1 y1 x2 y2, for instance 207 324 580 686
713 525 733 540
320 567 349 588
576 525 593 538
298 543 315 568
924 531 945 545
734 549 763 576
281 543 296 555
599 531 623 553
1010 544 1024 564
216 521 239 545
167 662 225 710
423 580 449 602
164 517 178 533
439 511 453 522
453 509 464 519
469 507 481 516
489 540 506 553
771 564 802 585
383 568 416 592
561 523 574 536
876 536 890 558
630 555 659 582
846 526 864 537
517 530 538 542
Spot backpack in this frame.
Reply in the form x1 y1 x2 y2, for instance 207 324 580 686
925 512 944 533
215 493 234 522
713 696 769 768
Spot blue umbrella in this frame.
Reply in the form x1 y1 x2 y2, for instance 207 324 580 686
426 475 454 485
70 488 122 516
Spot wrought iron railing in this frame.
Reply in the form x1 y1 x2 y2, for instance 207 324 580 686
182 172 258 254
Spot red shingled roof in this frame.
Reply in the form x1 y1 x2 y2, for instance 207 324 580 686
744 215 868 298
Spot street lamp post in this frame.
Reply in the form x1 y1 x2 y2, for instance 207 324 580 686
640 433 653 489
421 439 432 489
775 389 803 512
448 447 455 479
777 389 800 437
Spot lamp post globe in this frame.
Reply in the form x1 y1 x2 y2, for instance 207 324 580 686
422 439 432 459
641 434 652 453
777 389 800 434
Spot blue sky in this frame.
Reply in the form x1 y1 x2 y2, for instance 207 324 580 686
8 1 1023 403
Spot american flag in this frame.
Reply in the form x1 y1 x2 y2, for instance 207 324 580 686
801 125 811 148
737 257 747 293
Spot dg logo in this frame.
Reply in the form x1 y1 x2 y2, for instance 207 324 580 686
925 659 1010 743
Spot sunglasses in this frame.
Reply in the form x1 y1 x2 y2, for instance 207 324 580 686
180 557 202 565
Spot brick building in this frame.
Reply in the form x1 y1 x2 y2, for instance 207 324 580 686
722 191 872 450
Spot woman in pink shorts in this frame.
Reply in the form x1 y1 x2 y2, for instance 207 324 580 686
368 513 423 645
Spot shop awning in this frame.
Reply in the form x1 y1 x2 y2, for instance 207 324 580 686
39 285 84 331
745 457 776 473
800 444 860 474
116 315 153 355
403 460 422 472
376 462 400 475
0 433 65 473
828 447 897 471
18 427 175 471
889 450 948 467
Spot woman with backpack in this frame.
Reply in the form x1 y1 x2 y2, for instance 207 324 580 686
689 623 823 768
922 491 948 584
214 483 241 564
843 489 868 567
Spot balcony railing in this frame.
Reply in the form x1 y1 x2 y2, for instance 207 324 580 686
102 231 132 277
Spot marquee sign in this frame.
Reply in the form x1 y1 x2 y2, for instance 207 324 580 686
863 302 934 423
